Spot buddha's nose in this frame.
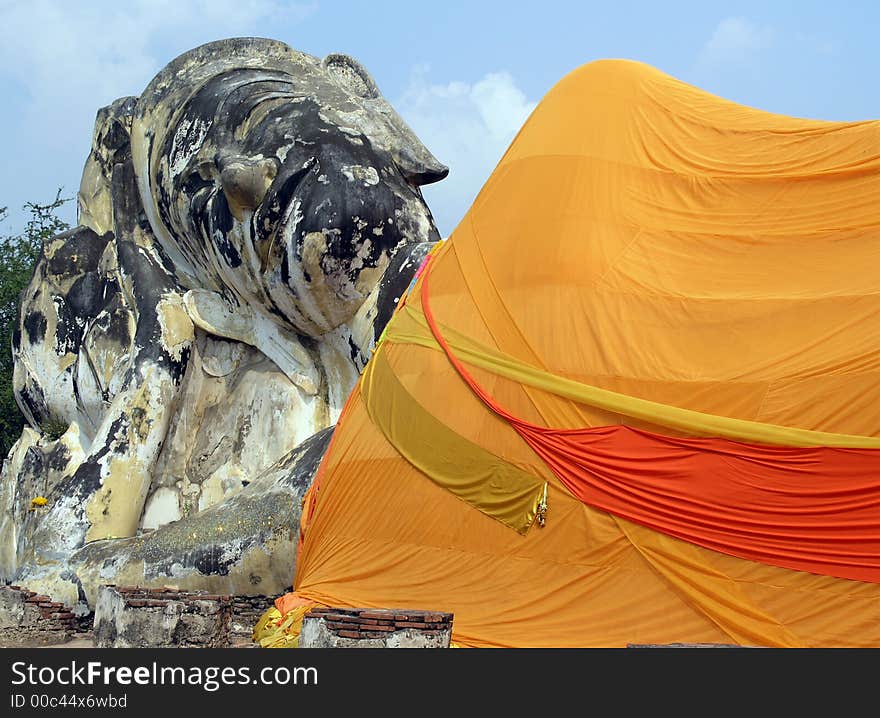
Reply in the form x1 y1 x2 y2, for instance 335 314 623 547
393 144 449 187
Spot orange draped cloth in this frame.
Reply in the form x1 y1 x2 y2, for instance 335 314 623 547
275 59 880 647
420 261 880 584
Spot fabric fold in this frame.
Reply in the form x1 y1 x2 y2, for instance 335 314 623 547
363 346 545 534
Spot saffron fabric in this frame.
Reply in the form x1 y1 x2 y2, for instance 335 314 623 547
272 59 880 647
412 260 880 582
362 346 545 534
384 300 880 448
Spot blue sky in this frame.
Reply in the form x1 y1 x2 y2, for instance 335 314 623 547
1 0 878 237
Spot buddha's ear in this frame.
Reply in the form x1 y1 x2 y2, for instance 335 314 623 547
323 53 380 99
215 152 277 221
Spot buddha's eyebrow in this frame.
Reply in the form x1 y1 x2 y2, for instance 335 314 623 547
211 69 297 111
236 92 303 140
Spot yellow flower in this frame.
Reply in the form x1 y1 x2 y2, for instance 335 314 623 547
30 496 48 508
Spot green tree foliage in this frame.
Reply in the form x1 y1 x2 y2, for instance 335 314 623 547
0 190 72 459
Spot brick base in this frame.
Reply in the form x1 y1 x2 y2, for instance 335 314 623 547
299 607 453 648
231 595 276 638
0 586 78 646
93 585 234 648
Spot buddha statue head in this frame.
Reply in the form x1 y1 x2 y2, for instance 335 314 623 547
132 37 447 337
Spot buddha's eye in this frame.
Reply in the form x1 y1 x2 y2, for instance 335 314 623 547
183 169 214 197
195 159 218 182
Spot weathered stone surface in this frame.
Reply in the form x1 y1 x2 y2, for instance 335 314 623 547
0 37 447 611
93 585 232 648
70 426 332 607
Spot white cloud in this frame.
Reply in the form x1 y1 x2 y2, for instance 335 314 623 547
0 0 315 230
395 66 536 237
0 0 316 101
697 17 774 67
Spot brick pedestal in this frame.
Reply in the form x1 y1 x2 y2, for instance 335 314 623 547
231 595 275 640
93 585 233 647
299 607 453 648
0 586 77 646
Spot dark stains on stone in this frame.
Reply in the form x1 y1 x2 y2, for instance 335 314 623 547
130 406 150 440
51 296 78 355
155 183 175 252
104 414 130 459
254 146 319 253
20 227 117 360
16 381 48 429
90 96 137 178
231 415 251 457
71 375 90 414
46 442 71 473
50 412 126 511
73 426 333 588
372 241 435 345
347 334 366 371
171 346 191 384
44 227 107 278
101 117 130 153
111 158 191 387
63 462 103 508
66 273 105 320
58 569 90 616
279 250 291 286
183 173 216 250
208 192 241 268
275 425 333 491
190 546 237 577
23 311 46 345
88 294 133 352
145 233 181 278
20 443 46 480
139 496 281 579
